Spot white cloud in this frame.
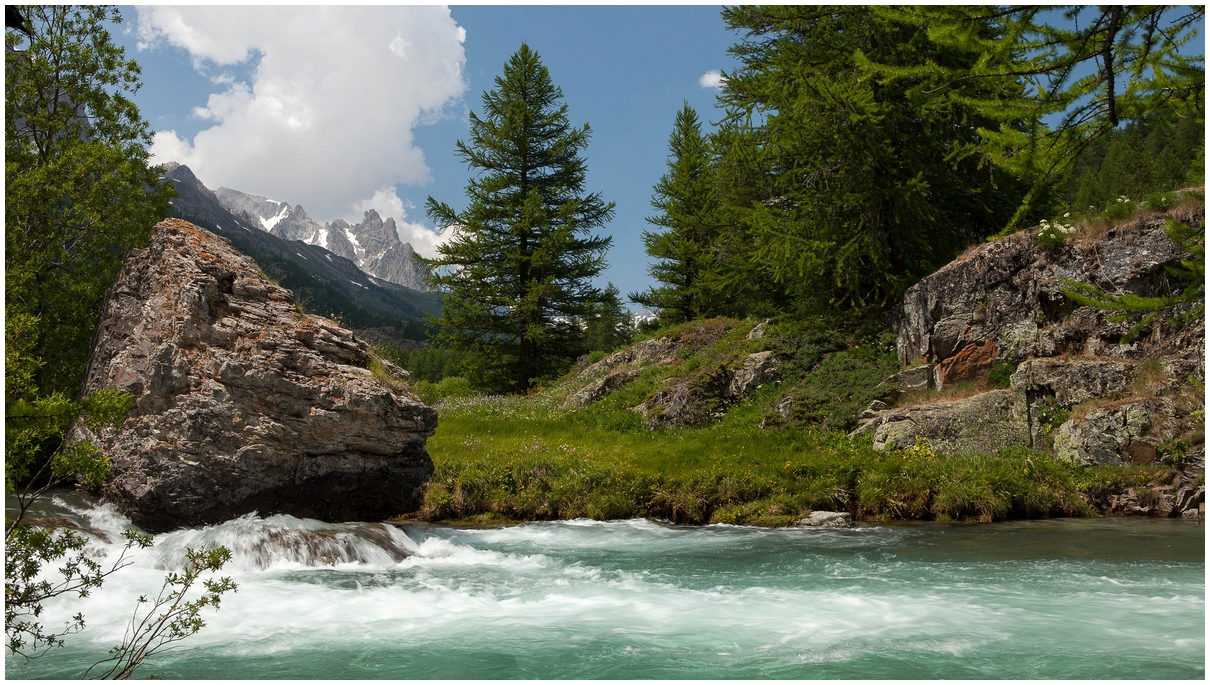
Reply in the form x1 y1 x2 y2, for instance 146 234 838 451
699 70 725 89
352 187 449 257
139 6 467 226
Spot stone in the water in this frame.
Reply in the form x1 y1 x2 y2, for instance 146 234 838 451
78 219 437 532
797 511 852 527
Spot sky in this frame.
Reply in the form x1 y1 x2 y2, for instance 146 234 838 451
111 5 743 305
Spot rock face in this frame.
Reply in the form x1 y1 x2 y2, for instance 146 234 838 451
79 219 437 532
854 207 1204 517
897 207 1204 384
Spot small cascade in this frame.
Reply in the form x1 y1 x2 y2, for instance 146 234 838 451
42 494 421 572
153 514 421 571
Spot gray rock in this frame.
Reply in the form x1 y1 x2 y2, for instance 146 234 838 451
1010 358 1132 407
579 336 681 379
797 511 852 527
1053 404 1151 466
897 208 1203 369
857 400 891 421
862 390 1031 455
728 351 779 397
563 369 641 408
885 365 934 392
747 319 769 340
79 219 437 532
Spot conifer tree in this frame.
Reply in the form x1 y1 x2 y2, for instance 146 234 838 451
631 103 724 323
422 44 614 392
714 6 1031 314
866 6 1205 228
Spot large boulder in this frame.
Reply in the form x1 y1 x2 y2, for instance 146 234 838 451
78 219 437 531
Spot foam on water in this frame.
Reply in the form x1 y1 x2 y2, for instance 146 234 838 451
6 495 1204 680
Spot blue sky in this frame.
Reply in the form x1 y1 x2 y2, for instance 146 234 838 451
111 5 742 305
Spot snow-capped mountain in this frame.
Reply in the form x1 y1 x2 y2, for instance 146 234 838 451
214 187 429 291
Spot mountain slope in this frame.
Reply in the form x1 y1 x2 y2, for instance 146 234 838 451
162 163 443 329
214 187 429 291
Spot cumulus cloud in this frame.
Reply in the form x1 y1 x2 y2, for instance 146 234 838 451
352 187 449 256
699 70 725 89
139 6 467 252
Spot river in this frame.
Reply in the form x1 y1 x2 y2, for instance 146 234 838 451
5 492 1204 679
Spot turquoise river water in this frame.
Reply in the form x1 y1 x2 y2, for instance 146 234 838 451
5 493 1204 679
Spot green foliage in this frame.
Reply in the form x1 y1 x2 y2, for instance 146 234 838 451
1033 216 1077 251
1061 218 1205 342
989 360 1017 389
421 43 615 393
631 104 727 322
85 547 236 680
581 284 635 356
412 377 476 405
869 6 1205 229
712 5 1032 315
5 5 172 396
379 345 466 384
421 393 1150 526
781 345 900 432
6 526 153 659
1062 113 1204 215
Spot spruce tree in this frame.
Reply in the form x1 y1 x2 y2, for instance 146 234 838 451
630 103 724 323
422 43 614 392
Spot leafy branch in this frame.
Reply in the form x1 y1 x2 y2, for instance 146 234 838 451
85 547 237 680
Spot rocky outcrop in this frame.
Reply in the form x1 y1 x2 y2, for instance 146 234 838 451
897 207 1204 388
859 390 1029 455
637 352 780 429
78 219 437 532
563 369 642 409
728 351 780 397
854 207 1204 516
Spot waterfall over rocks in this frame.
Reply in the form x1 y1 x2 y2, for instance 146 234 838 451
77 218 437 532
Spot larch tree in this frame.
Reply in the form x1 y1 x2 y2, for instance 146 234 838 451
865 5 1205 229
713 5 1033 314
422 43 614 392
630 103 726 324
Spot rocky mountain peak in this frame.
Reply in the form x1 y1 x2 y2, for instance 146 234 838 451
210 184 428 291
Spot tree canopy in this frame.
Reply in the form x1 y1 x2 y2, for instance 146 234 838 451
421 43 614 392
6 5 172 398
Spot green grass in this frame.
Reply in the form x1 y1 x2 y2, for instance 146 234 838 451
417 391 1167 526
407 317 1177 527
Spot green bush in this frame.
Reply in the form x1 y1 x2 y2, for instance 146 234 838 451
1102 196 1135 220
784 345 900 431
1033 217 1075 251
413 376 475 404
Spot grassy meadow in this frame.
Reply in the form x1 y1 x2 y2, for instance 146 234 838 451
408 320 1171 527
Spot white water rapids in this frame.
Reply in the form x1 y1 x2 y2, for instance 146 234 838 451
5 491 1204 679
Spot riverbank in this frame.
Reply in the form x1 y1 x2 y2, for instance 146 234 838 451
413 392 1184 526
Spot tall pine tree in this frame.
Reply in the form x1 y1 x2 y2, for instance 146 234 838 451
631 103 725 323
422 44 614 392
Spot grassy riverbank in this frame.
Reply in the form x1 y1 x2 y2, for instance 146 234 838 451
416 391 1168 526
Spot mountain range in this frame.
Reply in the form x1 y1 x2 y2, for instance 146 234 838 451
213 188 428 291
160 162 443 332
